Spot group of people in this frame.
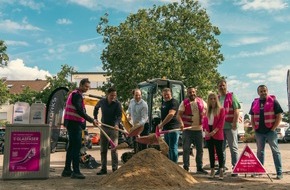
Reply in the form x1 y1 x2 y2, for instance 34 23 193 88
61 78 284 181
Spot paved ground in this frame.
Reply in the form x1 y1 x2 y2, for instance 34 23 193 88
0 142 290 189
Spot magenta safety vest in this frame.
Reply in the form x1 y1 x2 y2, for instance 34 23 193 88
64 89 85 123
251 95 276 129
222 92 234 123
181 97 204 127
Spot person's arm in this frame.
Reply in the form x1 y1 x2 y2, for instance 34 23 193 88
114 102 122 127
72 93 94 123
232 94 241 130
176 102 185 130
138 102 148 126
177 110 185 130
271 113 282 131
159 109 176 129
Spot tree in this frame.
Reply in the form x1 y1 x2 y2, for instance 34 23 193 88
0 40 9 67
9 87 38 105
282 111 289 123
0 40 10 105
0 79 10 105
36 64 76 104
97 0 224 103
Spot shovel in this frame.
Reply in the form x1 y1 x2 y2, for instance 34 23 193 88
127 123 144 137
97 124 116 149
136 126 195 145
99 122 129 136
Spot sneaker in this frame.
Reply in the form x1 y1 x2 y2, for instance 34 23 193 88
197 168 208 174
231 173 238 177
276 174 283 180
97 169 107 175
61 170 72 177
71 172 85 179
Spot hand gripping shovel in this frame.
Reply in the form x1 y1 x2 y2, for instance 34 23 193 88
97 124 116 149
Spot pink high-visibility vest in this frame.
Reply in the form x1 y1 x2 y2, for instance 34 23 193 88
64 89 85 123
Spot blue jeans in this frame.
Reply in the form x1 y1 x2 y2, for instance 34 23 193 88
255 130 282 175
164 131 180 163
182 130 204 170
222 129 239 168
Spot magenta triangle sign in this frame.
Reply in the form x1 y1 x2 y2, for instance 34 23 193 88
232 145 267 174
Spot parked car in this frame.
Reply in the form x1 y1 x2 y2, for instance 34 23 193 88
284 126 290 142
89 132 100 145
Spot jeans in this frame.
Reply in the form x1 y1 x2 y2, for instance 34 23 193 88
164 131 180 163
255 130 282 175
100 126 119 171
222 129 239 168
65 123 82 174
182 130 204 170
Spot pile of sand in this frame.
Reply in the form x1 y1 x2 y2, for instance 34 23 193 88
99 148 197 189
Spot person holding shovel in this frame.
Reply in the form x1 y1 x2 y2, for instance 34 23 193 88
62 78 98 179
158 88 180 163
177 87 208 174
127 88 149 152
203 92 225 180
94 87 122 175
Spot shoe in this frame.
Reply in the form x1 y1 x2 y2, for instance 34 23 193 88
97 169 107 175
231 173 238 177
183 166 189 172
197 168 208 174
208 168 215 179
215 168 225 175
219 168 224 180
71 172 85 179
276 174 283 180
61 170 72 177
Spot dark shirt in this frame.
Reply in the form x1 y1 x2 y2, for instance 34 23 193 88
249 99 283 134
93 98 122 127
161 98 180 130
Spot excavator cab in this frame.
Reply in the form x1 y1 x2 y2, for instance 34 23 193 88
138 78 185 133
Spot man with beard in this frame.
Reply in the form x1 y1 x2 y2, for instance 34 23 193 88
249 85 283 179
177 87 208 174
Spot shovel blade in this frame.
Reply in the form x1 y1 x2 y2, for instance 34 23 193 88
128 125 144 137
136 134 158 145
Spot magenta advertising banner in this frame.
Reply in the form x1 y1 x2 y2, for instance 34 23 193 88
9 132 41 172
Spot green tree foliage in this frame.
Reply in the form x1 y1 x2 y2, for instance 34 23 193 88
0 79 9 105
36 64 76 104
10 87 38 105
97 0 224 102
0 40 9 67
0 40 10 105
282 111 289 123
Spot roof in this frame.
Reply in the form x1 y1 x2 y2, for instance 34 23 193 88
4 80 50 94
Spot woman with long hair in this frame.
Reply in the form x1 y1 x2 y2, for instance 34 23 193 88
203 92 226 180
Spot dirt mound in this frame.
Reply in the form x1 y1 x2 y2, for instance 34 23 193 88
99 148 197 189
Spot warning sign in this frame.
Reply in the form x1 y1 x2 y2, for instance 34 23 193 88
233 145 266 174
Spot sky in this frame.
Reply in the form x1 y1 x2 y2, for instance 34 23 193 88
0 0 290 114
